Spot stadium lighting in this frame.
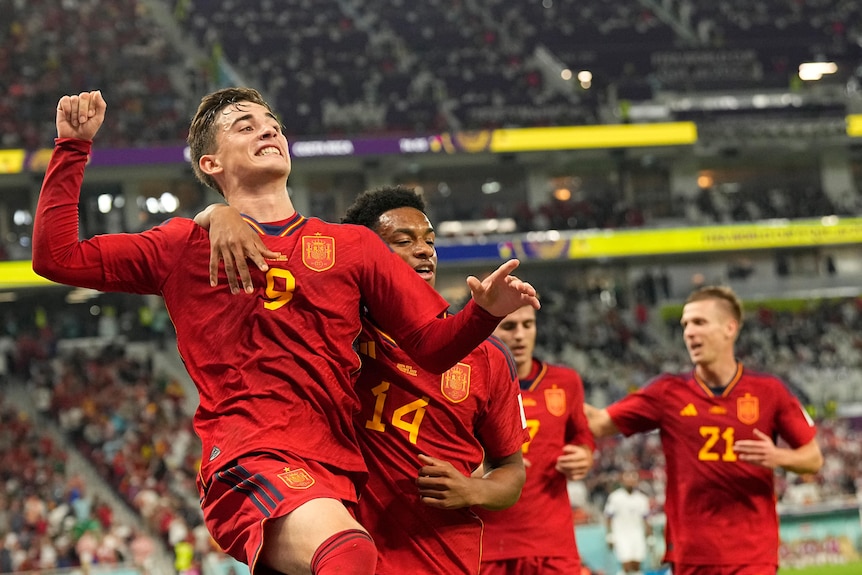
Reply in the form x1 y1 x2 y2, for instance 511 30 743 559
481 180 501 194
12 209 32 226
98 194 113 214
798 62 837 81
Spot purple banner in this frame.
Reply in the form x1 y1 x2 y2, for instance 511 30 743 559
290 136 439 158
23 130 496 171
88 146 189 167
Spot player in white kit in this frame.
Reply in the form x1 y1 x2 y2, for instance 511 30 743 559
604 470 652 575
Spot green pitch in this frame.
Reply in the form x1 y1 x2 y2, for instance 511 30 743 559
779 563 862 575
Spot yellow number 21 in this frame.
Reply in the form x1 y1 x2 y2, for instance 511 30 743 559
698 426 738 462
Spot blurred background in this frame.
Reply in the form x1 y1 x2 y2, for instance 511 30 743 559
1 0 861 573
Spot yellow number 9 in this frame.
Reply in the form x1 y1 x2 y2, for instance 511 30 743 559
264 268 296 310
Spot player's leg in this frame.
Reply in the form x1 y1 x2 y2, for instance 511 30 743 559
200 452 375 575
615 535 647 575
262 497 376 575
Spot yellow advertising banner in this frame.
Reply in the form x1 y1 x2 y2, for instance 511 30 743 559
0 261 57 289
498 218 862 261
0 149 26 174
489 122 698 152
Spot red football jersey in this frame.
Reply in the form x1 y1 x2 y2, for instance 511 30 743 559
34 139 504 486
477 358 595 561
354 323 528 574
607 365 817 566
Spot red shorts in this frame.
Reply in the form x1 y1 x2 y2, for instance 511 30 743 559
481 556 583 575
198 451 362 572
671 563 777 575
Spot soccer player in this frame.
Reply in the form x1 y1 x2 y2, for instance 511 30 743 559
32 89 539 575
201 185 529 573
476 304 595 575
342 185 529 574
604 469 652 575
586 286 823 575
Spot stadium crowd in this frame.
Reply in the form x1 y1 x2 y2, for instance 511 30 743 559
0 398 162 573
2 0 858 150
1 0 197 151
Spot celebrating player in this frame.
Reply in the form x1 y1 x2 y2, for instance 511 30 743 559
32 88 539 575
586 285 822 575
200 184 530 573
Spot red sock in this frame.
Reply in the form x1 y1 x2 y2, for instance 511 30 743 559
310 529 377 575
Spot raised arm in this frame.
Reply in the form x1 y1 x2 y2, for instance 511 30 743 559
32 92 109 287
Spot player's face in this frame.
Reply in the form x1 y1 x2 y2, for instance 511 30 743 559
493 306 537 371
375 207 437 288
207 101 291 186
680 299 736 367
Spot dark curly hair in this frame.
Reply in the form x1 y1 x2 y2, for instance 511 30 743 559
341 185 426 230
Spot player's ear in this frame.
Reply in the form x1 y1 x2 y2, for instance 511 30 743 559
725 318 739 340
199 154 222 177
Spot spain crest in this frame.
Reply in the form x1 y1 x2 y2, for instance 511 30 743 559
441 363 471 403
302 234 335 272
277 467 315 490
544 387 566 417
737 393 759 425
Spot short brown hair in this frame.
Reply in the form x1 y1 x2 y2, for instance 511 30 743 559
686 285 743 325
187 87 274 194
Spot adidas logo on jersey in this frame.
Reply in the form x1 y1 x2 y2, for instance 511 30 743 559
680 403 698 416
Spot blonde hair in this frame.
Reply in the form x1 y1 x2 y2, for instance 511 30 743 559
686 285 743 326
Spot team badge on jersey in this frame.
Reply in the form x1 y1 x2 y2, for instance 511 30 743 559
302 234 335 272
544 387 566 417
737 393 759 425
441 362 471 403
278 467 315 490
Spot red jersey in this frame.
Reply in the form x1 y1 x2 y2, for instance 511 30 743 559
354 323 528 574
477 358 595 561
607 364 817 566
33 139 505 486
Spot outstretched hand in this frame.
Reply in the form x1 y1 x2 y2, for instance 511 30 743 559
466 259 539 317
56 91 107 141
